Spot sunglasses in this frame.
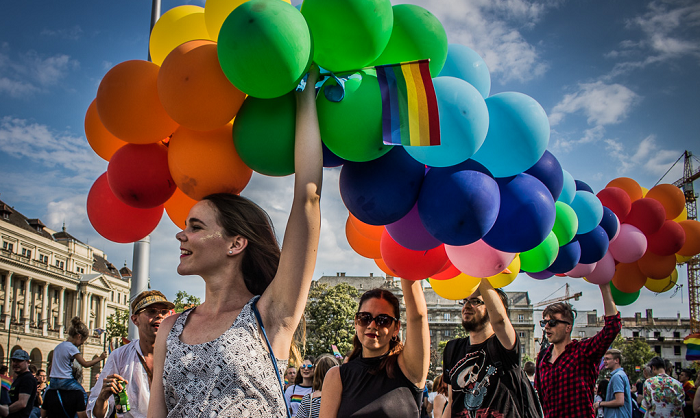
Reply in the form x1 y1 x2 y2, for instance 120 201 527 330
459 298 485 307
138 308 171 317
540 319 571 328
300 364 314 370
355 312 398 328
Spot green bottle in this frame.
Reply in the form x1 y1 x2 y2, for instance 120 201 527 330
113 380 131 414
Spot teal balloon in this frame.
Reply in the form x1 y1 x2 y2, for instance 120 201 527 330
301 0 393 72
317 70 391 162
405 76 489 167
371 4 448 77
217 0 312 98
232 93 296 176
552 201 578 246
438 44 491 99
570 190 604 235
610 282 640 306
520 231 559 273
471 92 550 178
558 169 576 204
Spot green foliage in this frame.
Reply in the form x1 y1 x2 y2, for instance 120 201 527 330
608 334 656 383
304 283 359 358
106 309 129 341
431 324 467 379
173 290 201 313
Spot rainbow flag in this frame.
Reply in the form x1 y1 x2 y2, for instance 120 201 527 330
1 376 11 391
684 333 700 360
375 59 440 147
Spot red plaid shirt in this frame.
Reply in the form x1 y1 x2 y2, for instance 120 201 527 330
535 313 621 418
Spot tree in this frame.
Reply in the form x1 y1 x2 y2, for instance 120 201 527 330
432 324 467 379
304 283 359 358
173 290 201 313
106 309 129 343
609 334 656 383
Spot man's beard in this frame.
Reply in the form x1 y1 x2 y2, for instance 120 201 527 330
462 311 489 332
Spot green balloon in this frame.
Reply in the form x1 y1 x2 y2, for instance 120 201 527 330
317 70 392 162
552 201 578 246
371 4 448 77
520 231 559 273
232 93 296 176
218 0 312 98
301 0 393 72
610 283 640 306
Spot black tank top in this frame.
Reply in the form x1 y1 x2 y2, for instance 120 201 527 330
337 354 422 418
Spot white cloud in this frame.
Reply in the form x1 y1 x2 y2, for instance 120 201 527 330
549 81 640 126
550 125 606 153
40 25 84 41
604 134 681 175
0 47 79 98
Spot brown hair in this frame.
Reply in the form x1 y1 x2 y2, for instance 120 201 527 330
313 354 339 391
347 288 403 378
606 348 623 364
67 316 89 339
202 194 281 296
433 374 448 396
542 302 576 328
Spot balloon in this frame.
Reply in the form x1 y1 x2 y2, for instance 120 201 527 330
317 71 391 162
386 204 442 251
483 174 556 253
611 262 647 293
585 251 615 285
371 4 448 77
340 147 425 225
445 240 515 278
472 92 550 178
678 220 700 256
346 217 382 259
233 92 296 176
380 231 447 281
609 224 647 263
677 253 694 263
674 206 688 222
322 143 347 168
217 0 312 98
204 0 292 40
417 160 500 246
599 207 620 241
301 0 393 72
429 274 480 300
158 40 245 131
96 60 179 144
637 251 676 280
646 184 686 220
524 150 564 201
149 5 214 66
606 177 643 202
405 77 489 167
168 123 253 200
548 239 581 274
610 283 640 306
646 220 686 256
519 231 559 273
84 100 127 161
107 143 176 209
557 169 576 205
349 214 385 241
597 187 632 220
487 255 520 288
528 270 554 280
431 262 461 280
566 262 597 278
438 44 491 99
552 202 578 246
624 198 666 236
645 269 678 293
570 190 604 235
575 180 593 193
164 187 198 229
577 226 609 264
375 257 398 276
87 173 163 243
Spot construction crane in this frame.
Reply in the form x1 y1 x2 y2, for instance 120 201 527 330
657 150 700 332
534 283 583 308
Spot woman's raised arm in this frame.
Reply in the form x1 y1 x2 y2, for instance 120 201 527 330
398 279 430 388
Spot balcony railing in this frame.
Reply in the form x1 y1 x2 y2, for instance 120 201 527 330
0 249 80 279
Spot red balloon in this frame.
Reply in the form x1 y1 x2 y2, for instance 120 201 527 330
379 230 447 281
637 251 676 280
597 187 631 220
432 262 460 280
623 198 666 236
647 220 686 256
87 173 163 243
107 143 176 208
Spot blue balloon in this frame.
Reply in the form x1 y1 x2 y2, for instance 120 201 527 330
417 160 500 246
575 179 594 193
340 147 425 225
482 173 556 253
577 226 609 264
599 207 620 240
548 239 581 274
558 169 576 205
405 77 489 167
570 190 604 234
438 44 491 99
471 92 550 178
525 150 564 201
322 142 346 167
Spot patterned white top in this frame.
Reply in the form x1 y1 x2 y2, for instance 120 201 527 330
163 297 288 417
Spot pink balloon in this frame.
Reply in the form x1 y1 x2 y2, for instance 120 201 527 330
445 240 516 278
567 262 597 278
585 251 615 284
609 224 647 263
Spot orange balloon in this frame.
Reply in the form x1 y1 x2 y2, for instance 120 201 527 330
158 40 246 131
84 99 128 161
678 220 700 256
164 187 199 229
96 60 179 144
168 123 252 200
646 184 686 220
606 177 643 202
348 213 384 241
375 257 398 276
637 251 676 280
346 217 382 259
611 262 647 293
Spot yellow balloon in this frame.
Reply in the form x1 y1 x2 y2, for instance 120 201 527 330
487 255 521 289
640 186 649 197
644 269 678 293
429 274 480 300
676 253 694 263
204 0 292 41
674 206 688 222
150 5 215 66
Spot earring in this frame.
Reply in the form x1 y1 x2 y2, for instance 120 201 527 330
228 250 233 254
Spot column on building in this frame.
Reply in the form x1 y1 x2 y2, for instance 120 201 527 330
99 296 107 330
81 289 90 325
22 278 31 333
57 287 65 339
3 272 12 329
41 282 49 336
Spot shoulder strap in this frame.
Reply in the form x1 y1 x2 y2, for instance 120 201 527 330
56 390 72 418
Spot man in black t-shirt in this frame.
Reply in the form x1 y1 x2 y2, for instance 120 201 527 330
0 350 37 418
41 390 87 418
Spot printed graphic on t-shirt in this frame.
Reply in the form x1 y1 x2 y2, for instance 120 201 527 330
449 349 501 418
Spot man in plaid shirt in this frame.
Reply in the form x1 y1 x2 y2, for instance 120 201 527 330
535 282 621 418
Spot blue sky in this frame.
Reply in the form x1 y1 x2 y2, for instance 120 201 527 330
0 0 698 318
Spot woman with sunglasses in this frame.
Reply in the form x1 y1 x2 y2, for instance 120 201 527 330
294 354 340 418
320 279 430 418
286 356 315 416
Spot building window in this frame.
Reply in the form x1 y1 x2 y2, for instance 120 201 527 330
654 331 661 338
674 346 681 356
519 332 526 338
21 248 31 258
674 332 681 339
518 314 524 322
443 313 450 320
60 261 64 269
633 331 640 338
429 329 433 337
675 362 682 373
444 330 451 337
654 346 661 354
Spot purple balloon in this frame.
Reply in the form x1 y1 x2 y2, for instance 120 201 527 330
525 150 564 201
386 204 442 251
527 270 554 280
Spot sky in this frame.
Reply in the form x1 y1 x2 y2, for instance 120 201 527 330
0 0 699 319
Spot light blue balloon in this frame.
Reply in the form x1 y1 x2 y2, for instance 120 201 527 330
438 44 491 99
570 190 604 234
405 76 489 167
558 169 576 205
471 92 550 178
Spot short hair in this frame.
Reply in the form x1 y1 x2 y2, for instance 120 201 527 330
312 354 339 391
648 356 666 370
37 369 46 375
606 349 623 363
681 368 696 379
0 366 7 374
542 302 576 327
523 361 536 377
29 364 37 374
